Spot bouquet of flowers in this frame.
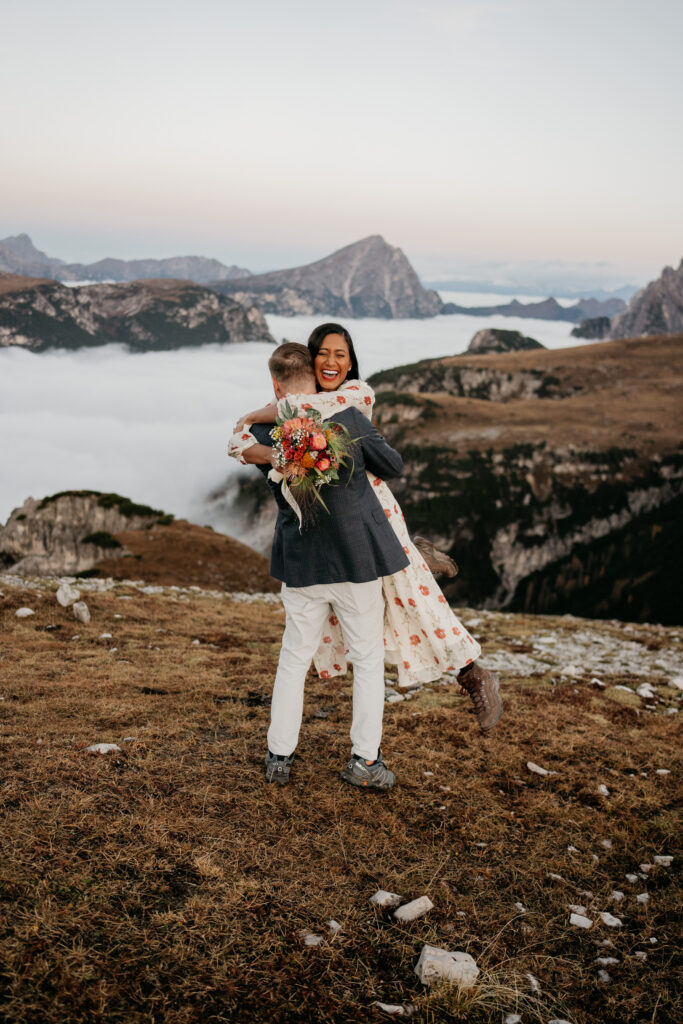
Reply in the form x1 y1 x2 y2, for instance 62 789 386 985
270 400 354 518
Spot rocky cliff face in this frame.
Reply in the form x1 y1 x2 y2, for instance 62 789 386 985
0 234 250 284
467 328 544 354
0 492 167 575
226 335 683 625
571 316 611 340
610 259 683 338
212 235 443 319
0 274 273 351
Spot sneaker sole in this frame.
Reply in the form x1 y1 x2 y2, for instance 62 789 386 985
339 769 394 791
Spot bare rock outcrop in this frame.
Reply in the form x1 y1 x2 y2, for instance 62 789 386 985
0 274 273 352
0 491 166 575
610 259 683 338
467 328 544 355
212 235 443 319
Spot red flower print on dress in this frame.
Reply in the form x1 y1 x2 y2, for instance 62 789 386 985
347 385 360 391
452 627 460 635
301 403 312 409
384 508 392 518
408 598 416 607
438 595 447 604
434 656 440 664
320 670 330 679
403 546 410 554
323 636 331 644
394 597 404 607
403 660 410 669
373 477 382 486
410 635 421 646
421 629 428 637
465 657 473 665
241 434 251 440
329 615 338 626
364 395 372 405
336 395 346 404
434 628 446 639
333 663 341 671
419 585 430 596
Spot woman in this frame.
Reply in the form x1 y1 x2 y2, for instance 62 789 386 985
229 323 482 691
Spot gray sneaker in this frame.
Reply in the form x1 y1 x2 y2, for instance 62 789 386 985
265 750 294 785
340 751 395 791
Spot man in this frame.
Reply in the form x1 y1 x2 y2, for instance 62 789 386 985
240 343 409 790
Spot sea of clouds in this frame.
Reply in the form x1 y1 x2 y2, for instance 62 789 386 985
0 300 585 538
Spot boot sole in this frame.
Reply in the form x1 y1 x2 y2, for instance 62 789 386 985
480 676 503 731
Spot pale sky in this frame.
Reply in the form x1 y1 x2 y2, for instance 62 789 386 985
1 0 681 285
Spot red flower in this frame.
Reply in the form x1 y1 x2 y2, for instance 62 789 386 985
373 477 382 486
323 636 331 644
403 660 411 669
241 433 250 440
394 597 404 607
320 670 330 679
336 395 346 404
408 598 416 607
452 627 460 635
434 628 446 639
364 395 372 405
329 615 338 626
384 508 391 517
419 585 430 596
438 595 447 604
333 663 341 671
410 635 421 646
310 433 327 450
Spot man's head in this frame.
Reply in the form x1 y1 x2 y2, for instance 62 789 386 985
268 342 316 399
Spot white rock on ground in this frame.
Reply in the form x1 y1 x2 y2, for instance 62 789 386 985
72 601 91 624
655 769 671 775
327 920 341 936
640 863 652 872
596 957 619 966
414 945 479 989
597 784 610 796
568 903 586 914
597 970 612 983
548 1020 573 1024
86 743 121 754
15 608 35 618
599 912 623 927
636 893 649 904
570 913 593 929
600 839 612 849
525 972 541 993
654 855 673 866
514 902 527 914
636 683 657 698
635 951 648 961
372 1003 416 1018
625 873 638 883
298 929 323 947
504 1015 522 1024
527 761 556 777
56 583 81 607
394 896 434 922
370 890 402 908
611 891 625 902
99 632 112 639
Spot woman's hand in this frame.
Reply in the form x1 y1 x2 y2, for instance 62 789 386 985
234 403 277 432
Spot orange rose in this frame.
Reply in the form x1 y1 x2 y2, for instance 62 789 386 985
316 457 331 471
310 433 327 450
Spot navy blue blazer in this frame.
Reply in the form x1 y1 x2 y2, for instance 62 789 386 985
251 406 409 587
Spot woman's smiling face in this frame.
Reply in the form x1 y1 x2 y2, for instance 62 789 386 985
314 333 352 391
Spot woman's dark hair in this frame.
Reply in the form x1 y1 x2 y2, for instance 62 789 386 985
307 322 360 390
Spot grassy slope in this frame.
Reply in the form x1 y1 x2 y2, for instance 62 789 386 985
1 577 680 1024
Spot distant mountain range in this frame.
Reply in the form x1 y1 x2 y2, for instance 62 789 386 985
441 295 626 323
0 234 251 284
212 235 443 318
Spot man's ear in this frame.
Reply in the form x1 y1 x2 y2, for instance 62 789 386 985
271 376 284 400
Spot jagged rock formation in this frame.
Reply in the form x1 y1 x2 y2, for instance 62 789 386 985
442 295 626 323
467 328 544 355
0 492 168 575
571 316 611 340
610 259 683 338
212 235 443 318
0 233 250 284
0 274 273 351
227 335 683 624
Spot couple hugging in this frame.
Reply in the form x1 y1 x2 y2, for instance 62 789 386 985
228 323 502 790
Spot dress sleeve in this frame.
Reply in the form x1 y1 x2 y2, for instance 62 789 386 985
278 379 375 422
227 424 260 465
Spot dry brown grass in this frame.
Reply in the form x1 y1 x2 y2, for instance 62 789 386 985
1 579 680 1023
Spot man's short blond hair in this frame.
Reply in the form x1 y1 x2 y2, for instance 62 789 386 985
268 342 315 388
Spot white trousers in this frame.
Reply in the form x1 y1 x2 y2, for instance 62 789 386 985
267 578 385 761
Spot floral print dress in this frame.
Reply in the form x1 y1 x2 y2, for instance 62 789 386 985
228 379 481 687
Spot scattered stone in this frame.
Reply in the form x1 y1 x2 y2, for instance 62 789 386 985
548 1020 573 1024
655 769 671 775
72 601 91 624
56 583 80 607
525 972 541 993
373 1002 416 1017
568 903 587 915
122 737 137 743
547 873 565 882
570 913 593 929
504 1015 522 1024
15 607 35 618
298 929 323 947
669 676 683 690
423 771 434 777
370 890 402 909
654 855 673 866
597 969 612 983
599 912 623 928
598 939 615 948
639 863 652 873
597 784 610 796
514 902 527 914
394 896 434 922
86 743 121 754
327 920 342 937
527 761 556 777
592 854 600 864
649 937 658 944
625 873 638 883
596 957 619 966
611 891 625 902
636 683 657 699
600 839 612 849
591 677 606 688
99 632 112 639
634 951 648 961
439 785 451 792
414 945 479 989
567 845 579 853
636 893 649 904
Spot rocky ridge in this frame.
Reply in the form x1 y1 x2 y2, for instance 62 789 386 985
0 273 273 351
442 295 625 323
610 258 683 339
0 234 250 284
467 328 544 355
212 235 443 319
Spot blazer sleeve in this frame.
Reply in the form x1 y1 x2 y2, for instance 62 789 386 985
345 408 404 480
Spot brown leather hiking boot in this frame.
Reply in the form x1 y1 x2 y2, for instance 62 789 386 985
458 662 503 731
413 536 459 578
